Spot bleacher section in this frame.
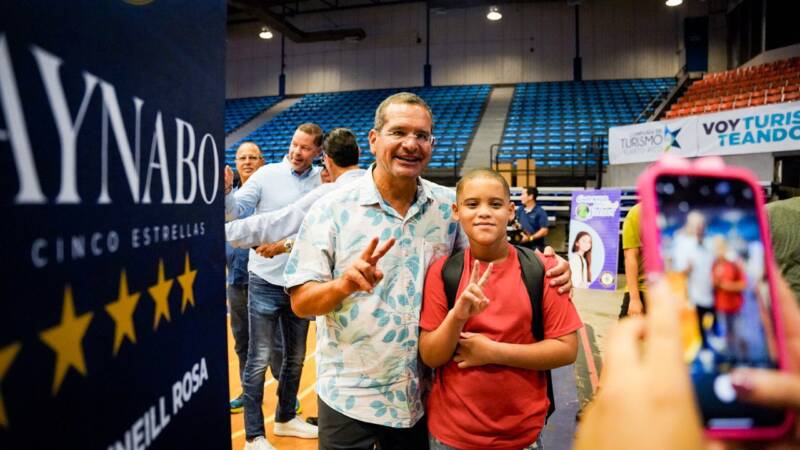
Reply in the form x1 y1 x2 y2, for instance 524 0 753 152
665 57 800 119
224 96 283 134
225 85 491 170
499 78 674 170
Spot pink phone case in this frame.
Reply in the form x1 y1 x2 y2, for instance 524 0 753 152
636 154 794 440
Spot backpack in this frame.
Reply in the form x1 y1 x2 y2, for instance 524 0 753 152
440 245 556 421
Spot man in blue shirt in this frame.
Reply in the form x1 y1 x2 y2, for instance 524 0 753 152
226 142 276 415
224 124 323 450
516 186 549 252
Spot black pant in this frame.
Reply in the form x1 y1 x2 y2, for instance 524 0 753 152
618 291 647 319
318 398 429 450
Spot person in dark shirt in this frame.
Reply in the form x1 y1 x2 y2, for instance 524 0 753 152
516 186 549 252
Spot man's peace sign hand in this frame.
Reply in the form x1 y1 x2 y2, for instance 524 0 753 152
339 237 395 295
452 260 492 321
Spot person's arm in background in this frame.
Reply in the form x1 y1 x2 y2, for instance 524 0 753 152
226 184 331 248
224 166 262 221
624 247 644 315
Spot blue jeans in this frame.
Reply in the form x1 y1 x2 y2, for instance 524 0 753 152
243 274 309 439
228 284 284 388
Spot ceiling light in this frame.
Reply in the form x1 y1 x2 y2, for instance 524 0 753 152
258 26 273 40
486 6 502 21
665 0 683 6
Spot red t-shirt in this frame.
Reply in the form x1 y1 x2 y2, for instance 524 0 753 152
713 259 745 313
420 245 583 450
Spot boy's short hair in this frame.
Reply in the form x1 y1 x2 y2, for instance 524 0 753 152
456 169 511 201
323 128 360 167
525 186 538 199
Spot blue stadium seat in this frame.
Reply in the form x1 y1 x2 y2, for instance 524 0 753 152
498 78 675 169
226 85 490 171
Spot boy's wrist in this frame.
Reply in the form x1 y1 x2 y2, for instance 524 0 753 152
445 309 468 329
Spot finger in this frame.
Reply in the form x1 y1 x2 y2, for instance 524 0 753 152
551 272 572 292
542 245 555 257
457 361 470 369
466 284 486 301
731 368 800 409
344 270 374 293
603 318 646 376
359 237 380 261
470 260 480 284
374 269 384 285
369 238 396 264
477 263 493 287
546 254 568 277
453 354 464 363
353 260 377 285
460 332 475 339
643 278 686 368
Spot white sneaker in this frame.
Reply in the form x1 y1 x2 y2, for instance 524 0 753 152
244 436 275 450
273 416 319 439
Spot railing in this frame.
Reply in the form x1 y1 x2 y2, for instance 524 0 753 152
489 134 608 187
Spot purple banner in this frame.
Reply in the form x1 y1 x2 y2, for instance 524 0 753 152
568 189 621 291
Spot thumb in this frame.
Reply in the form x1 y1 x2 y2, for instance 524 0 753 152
731 368 800 409
460 331 475 339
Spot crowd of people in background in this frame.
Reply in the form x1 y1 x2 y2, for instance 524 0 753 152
222 92 800 450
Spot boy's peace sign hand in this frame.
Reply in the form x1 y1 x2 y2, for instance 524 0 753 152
339 237 395 295
452 260 493 321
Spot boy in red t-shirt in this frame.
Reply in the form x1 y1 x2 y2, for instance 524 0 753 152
419 170 582 450
711 236 747 359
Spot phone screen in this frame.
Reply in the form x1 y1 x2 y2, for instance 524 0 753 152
655 174 783 429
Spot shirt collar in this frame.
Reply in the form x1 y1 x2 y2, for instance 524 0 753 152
357 165 432 216
282 155 315 179
334 168 366 185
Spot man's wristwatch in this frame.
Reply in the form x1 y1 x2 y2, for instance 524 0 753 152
283 239 294 252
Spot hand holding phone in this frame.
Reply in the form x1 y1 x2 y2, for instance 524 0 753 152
637 155 794 440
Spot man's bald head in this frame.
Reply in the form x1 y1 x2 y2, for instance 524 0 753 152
235 141 264 185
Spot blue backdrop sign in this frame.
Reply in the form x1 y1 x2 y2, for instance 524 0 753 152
0 2 229 449
568 190 621 291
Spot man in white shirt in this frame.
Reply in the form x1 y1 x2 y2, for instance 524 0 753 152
226 128 365 252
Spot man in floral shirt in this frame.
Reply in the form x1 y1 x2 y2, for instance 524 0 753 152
285 93 572 449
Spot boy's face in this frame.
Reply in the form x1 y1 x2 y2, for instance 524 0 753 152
453 177 515 247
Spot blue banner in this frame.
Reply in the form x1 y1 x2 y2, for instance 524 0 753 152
568 190 621 291
0 2 229 449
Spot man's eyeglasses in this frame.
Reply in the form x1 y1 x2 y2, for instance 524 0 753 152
235 155 262 162
381 129 436 145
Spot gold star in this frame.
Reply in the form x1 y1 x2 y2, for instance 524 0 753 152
0 342 21 428
148 259 173 330
39 286 93 395
177 253 198 313
105 270 141 355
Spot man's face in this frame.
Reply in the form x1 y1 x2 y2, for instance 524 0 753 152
368 103 433 181
235 143 264 183
520 190 530 204
287 130 321 173
453 177 515 247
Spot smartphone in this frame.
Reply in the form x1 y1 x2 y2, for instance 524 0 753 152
637 155 793 440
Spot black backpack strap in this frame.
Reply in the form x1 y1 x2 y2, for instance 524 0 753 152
514 246 556 421
441 250 466 310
